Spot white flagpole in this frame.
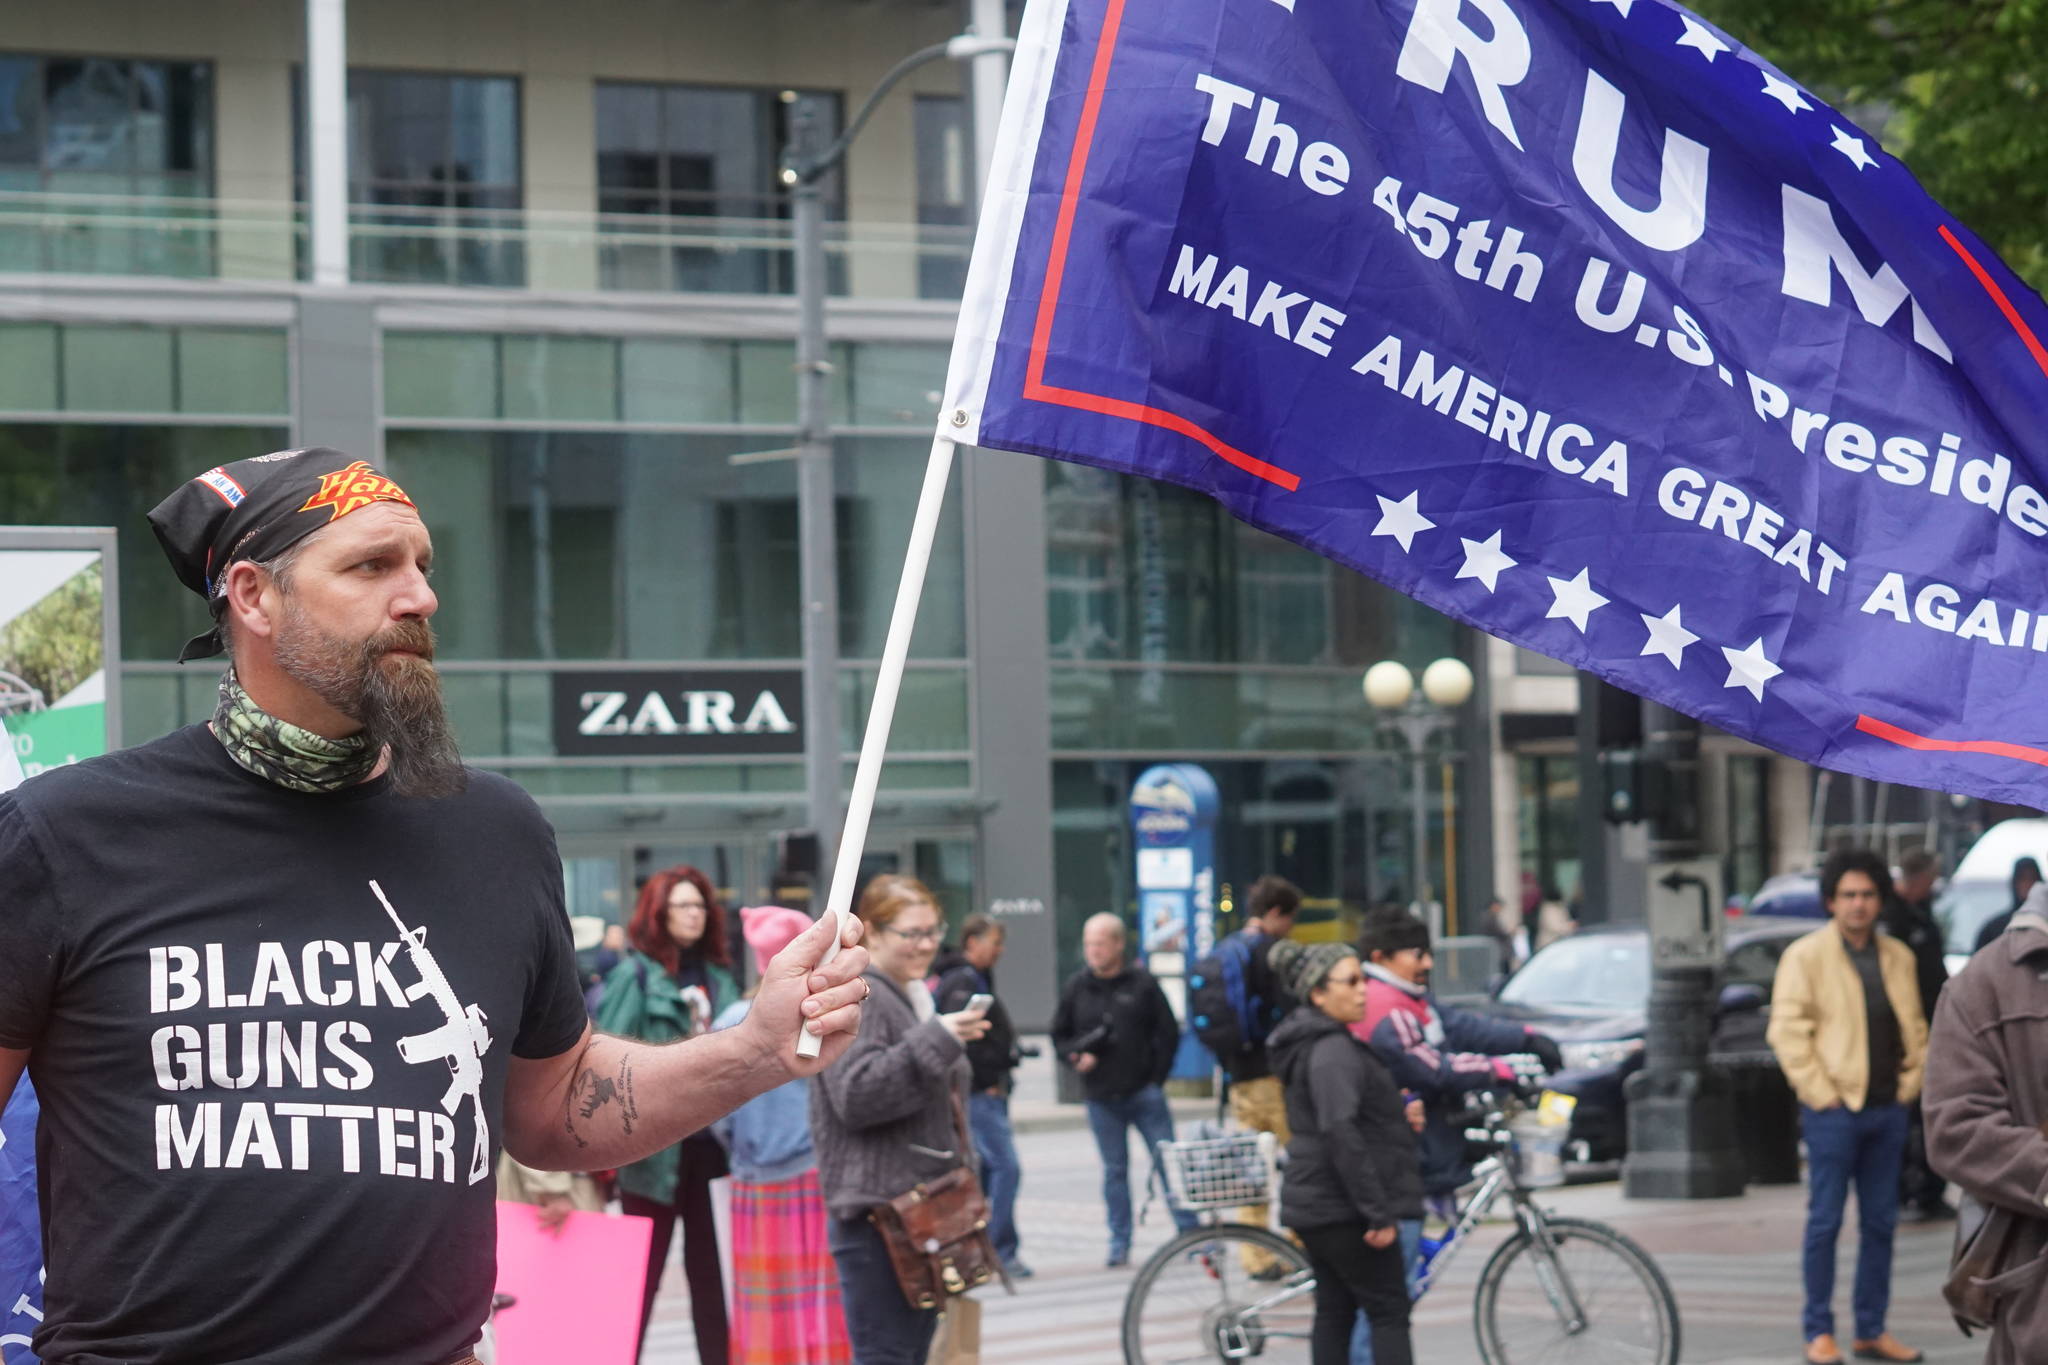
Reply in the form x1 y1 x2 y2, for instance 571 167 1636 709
796 435 958 1057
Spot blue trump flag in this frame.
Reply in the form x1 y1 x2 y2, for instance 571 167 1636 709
0 1079 40 1364
942 0 2048 804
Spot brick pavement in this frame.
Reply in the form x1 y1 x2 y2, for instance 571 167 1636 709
641 1041 1981 1364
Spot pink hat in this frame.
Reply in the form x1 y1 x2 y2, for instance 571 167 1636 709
741 905 814 977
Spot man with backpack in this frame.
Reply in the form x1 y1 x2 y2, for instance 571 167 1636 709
936 913 1032 1280
1189 876 1301 1266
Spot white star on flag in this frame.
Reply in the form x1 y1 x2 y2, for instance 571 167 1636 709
1589 0 1634 16
1545 569 1609 633
1456 530 1517 592
1831 126 1877 170
1371 491 1436 553
1638 604 1699 669
1722 637 1784 701
1675 16 1730 61
1760 71 1811 114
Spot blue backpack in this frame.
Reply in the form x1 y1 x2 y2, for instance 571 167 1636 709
1188 932 1277 1074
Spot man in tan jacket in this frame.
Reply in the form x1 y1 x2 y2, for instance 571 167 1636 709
1767 849 1929 1365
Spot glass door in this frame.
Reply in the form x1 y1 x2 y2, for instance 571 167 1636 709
853 831 978 926
559 842 627 927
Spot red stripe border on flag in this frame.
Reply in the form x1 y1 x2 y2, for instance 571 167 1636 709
1939 225 2048 384
1856 713 2048 771
1020 0 1303 493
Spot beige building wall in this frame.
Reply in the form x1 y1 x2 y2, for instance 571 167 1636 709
1481 635 1820 915
8 0 975 295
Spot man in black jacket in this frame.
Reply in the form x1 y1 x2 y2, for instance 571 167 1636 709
936 914 1031 1277
1050 913 1196 1265
1882 849 1950 1223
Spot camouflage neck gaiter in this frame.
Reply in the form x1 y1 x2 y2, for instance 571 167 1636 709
211 669 380 794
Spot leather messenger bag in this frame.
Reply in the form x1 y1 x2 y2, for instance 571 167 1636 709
867 1090 1012 1310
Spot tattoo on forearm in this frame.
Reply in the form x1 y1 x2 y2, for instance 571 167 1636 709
564 1056 641 1150
618 1058 639 1135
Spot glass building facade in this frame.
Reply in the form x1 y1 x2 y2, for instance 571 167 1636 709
0 4 1732 1029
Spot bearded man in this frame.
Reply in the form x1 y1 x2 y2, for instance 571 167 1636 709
0 447 870 1365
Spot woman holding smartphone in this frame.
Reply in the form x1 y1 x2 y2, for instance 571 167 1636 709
810 876 991 1364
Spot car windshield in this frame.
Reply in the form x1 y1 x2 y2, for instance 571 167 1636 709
1940 880 2015 954
1497 934 1650 1011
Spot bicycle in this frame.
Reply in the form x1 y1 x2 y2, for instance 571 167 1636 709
1119 1090 1681 1364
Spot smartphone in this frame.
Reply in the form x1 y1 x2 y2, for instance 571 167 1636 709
965 993 995 1015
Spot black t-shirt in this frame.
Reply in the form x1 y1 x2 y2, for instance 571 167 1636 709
1846 937 1902 1109
0 726 589 1365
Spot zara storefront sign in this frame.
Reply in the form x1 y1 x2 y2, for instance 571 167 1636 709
551 670 805 758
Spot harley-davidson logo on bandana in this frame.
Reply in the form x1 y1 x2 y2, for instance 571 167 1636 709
297 461 416 523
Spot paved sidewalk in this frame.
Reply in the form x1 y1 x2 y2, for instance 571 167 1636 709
645 1107 1980 1364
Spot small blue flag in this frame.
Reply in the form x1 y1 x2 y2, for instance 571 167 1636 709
944 0 2048 805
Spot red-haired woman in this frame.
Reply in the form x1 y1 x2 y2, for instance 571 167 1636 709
597 865 741 1363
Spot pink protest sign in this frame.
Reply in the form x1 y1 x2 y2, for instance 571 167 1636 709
492 1202 652 1365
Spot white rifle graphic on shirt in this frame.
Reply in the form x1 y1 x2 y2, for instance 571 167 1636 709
369 880 493 1185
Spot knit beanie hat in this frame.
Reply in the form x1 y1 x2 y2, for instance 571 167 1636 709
741 905 813 977
1269 939 1355 1004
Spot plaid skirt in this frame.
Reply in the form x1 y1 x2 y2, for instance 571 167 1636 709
731 1168 853 1365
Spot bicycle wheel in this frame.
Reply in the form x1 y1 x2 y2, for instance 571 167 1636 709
1121 1225 1316 1364
1472 1215 1680 1365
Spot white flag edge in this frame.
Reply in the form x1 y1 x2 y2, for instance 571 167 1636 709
938 0 1073 446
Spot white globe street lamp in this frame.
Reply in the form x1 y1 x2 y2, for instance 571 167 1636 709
1422 656 1475 708
1365 655 1475 940
1362 660 1415 710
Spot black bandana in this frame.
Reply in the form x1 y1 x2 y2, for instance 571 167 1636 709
146 447 416 662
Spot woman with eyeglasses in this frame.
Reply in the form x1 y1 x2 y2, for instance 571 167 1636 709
1267 940 1423 1365
595 864 740 1363
810 875 991 1364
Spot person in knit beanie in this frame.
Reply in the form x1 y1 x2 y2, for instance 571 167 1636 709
1265 939 1423 1364
1270 939 1356 1007
712 908 853 1364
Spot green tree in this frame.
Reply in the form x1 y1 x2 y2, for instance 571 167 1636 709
1691 0 2048 290
1 563 104 707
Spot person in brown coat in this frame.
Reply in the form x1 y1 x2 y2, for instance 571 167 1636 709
1923 884 2048 1365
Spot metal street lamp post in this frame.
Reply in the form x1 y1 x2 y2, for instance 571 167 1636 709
1364 657 1473 940
779 32 1015 884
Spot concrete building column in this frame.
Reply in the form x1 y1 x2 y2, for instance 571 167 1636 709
523 76 599 291
304 0 349 288
965 445 1058 1031
294 294 379 461
844 95 920 301
1771 754 1813 875
1486 636 1523 920
213 59 296 282
1454 627 1497 935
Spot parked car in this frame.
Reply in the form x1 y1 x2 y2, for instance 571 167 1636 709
1952 817 2048 884
1744 872 1822 919
1461 916 1811 1163
1938 878 2016 975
